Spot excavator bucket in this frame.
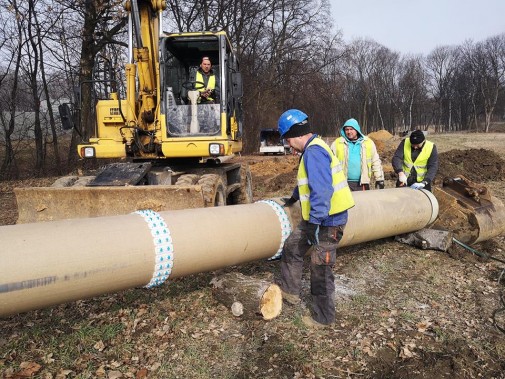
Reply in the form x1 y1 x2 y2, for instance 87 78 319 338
14 185 206 224
432 175 505 244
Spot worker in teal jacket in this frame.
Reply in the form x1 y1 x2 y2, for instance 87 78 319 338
330 118 384 191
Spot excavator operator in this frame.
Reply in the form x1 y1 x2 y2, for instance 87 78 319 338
196 56 219 103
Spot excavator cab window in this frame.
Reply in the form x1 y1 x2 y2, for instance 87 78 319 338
160 35 222 137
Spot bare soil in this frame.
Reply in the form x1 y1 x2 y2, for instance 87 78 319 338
1 132 505 379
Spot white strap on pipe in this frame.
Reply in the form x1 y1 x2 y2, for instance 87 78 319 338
134 210 174 288
257 200 292 260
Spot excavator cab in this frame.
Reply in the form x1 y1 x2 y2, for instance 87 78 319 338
74 29 244 161
159 32 244 157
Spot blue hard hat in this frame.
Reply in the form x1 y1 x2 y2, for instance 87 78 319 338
278 109 308 138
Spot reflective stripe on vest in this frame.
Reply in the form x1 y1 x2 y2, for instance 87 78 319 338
195 71 216 102
403 139 434 182
297 138 355 221
335 137 374 177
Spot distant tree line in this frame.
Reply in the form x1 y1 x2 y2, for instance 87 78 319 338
0 0 504 179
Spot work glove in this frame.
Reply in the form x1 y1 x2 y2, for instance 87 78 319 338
375 180 385 189
281 197 297 207
410 181 426 190
398 172 408 186
306 223 320 245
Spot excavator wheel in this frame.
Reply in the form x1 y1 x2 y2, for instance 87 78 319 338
231 164 253 204
175 174 200 186
198 174 226 207
51 176 95 187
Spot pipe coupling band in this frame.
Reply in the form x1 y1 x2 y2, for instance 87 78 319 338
135 210 174 288
257 200 292 260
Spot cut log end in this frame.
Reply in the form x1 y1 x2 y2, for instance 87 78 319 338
260 284 282 320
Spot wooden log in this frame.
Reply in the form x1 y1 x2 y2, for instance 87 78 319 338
210 272 282 320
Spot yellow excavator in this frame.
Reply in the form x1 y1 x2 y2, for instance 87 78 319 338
15 0 253 223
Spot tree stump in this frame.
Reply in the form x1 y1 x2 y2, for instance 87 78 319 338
210 272 282 320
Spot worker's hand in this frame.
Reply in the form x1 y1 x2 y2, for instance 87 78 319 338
398 172 408 186
281 197 297 207
375 180 385 189
306 223 320 245
410 182 426 190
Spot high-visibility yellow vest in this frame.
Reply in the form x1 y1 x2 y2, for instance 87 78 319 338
403 139 434 182
195 71 216 102
298 138 355 221
334 137 374 177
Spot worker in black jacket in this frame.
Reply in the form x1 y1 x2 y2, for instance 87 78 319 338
392 130 438 191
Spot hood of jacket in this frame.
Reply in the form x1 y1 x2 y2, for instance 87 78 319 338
340 118 365 142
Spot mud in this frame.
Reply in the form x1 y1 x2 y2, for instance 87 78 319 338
437 148 505 183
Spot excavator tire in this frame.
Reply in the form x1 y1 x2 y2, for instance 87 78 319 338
51 176 95 187
231 164 253 204
198 174 226 207
175 174 200 186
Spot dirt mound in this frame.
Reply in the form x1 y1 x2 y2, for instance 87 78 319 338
368 129 394 142
248 155 298 199
369 130 395 165
437 148 505 182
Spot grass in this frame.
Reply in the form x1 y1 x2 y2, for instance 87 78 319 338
432 326 449 343
351 293 371 306
0 319 126 375
399 310 417 323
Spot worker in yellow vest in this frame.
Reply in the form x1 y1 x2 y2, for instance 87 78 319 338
392 130 439 191
276 109 355 328
330 118 385 191
195 56 219 103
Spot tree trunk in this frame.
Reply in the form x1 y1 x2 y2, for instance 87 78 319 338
210 272 282 320
0 0 23 180
27 0 44 174
38 29 62 175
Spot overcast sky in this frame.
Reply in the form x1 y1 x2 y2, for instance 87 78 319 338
329 0 505 55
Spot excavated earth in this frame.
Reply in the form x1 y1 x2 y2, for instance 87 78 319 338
1 132 505 379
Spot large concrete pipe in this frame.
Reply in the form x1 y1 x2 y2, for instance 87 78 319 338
0 188 438 317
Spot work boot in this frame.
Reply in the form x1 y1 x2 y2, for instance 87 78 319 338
301 314 327 329
280 289 301 305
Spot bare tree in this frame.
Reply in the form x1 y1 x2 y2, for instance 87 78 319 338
0 0 25 179
340 38 383 132
425 45 461 132
53 0 126 167
465 35 505 132
396 56 427 132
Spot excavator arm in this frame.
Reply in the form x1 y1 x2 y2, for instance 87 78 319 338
125 0 166 129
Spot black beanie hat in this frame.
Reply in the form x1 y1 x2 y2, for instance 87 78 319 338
282 120 311 139
410 130 425 144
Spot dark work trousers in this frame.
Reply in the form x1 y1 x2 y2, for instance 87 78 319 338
347 181 370 191
279 221 345 325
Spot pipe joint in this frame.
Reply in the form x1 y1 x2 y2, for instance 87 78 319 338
257 200 292 260
135 209 174 288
